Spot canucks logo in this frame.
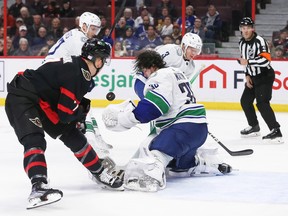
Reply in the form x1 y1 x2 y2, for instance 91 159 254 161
29 117 42 128
81 68 91 81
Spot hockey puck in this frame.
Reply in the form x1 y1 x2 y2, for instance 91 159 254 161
106 92 115 101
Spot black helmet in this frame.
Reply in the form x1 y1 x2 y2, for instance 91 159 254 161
239 17 254 27
81 37 111 63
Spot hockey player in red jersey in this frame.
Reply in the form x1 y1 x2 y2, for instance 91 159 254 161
5 38 123 209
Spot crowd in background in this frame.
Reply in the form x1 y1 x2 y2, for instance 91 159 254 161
0 0 287 59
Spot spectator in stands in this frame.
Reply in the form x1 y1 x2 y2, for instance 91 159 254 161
176 5 196 32
272 29 288 53
171 23 182 45
59 0 76 18
114 41 128 57
159 15 173 37
12 25 32 50
139 25 162 50
62 26 69 34
19 6 34 30
1 6 16 32
134 6 154 29
154 0 178 22
0 39 3 56
201 4 222 43
45 34 56 49
102 27 114 46
123 8 135 28
31 26 48 53
155 6 170 31
47 17 63 40
28 0 45 16
30 14 45 37
162 34 174 45
43 0 61 18
6 36 15 55
134 15 150 39
8 0 26 18
13 37 33 56
188 17 205 41
8 17 24 37
0 26 3 39
118 26 140 56
37 45 49 56
115 17 127 39
273 45 286 59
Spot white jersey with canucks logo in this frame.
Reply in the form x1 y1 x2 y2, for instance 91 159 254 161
142 66 206 130
155 44 196 80
44 28 87 62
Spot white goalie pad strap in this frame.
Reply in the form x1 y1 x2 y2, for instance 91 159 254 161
124 157 166 192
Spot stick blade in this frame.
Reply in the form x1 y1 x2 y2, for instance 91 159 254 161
229 149 254 156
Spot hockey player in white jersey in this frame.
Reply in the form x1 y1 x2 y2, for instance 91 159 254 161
134 32 202 99
102 50 232 192
44 12 112 157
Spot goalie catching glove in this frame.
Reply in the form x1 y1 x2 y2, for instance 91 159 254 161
102 99 139 132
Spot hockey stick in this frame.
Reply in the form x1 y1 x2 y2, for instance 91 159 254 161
108 0 127 37
208 131 254 156
190 64 206 84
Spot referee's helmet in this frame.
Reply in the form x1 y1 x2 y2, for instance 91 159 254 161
239 17 254 27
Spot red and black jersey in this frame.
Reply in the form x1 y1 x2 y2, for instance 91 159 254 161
23 56 93 124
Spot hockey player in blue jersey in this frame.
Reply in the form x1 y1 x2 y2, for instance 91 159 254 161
102 50 232 192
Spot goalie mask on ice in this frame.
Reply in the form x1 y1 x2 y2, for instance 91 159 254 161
102 99 139 132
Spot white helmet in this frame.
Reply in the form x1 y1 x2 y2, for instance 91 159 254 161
79 12 101 36
181 33 203 55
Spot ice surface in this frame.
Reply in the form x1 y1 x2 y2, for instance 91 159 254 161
0 107 287 216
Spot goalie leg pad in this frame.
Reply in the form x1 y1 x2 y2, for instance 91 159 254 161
124 157 166 192
167 148 233 177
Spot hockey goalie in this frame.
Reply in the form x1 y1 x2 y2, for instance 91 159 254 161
102 50 232 192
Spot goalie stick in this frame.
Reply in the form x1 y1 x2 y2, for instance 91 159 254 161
208 131 254 156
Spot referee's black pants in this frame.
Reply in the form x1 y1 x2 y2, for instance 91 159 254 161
240 70 280 131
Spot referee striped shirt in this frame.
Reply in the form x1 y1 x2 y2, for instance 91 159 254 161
239 32 272 76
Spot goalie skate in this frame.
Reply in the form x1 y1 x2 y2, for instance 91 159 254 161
27 182 63 210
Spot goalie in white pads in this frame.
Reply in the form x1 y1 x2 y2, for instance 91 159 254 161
102 50 232 192
44 12 112 158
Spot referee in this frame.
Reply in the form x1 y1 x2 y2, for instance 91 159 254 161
237 17 283 143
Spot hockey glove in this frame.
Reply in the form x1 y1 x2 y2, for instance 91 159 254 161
79 97 91 115
102 99 138 131
76 97 91 133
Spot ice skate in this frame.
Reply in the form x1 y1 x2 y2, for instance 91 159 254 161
262 128 284 144
240 124 260 137
91 157 124 191
27 182 63 210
